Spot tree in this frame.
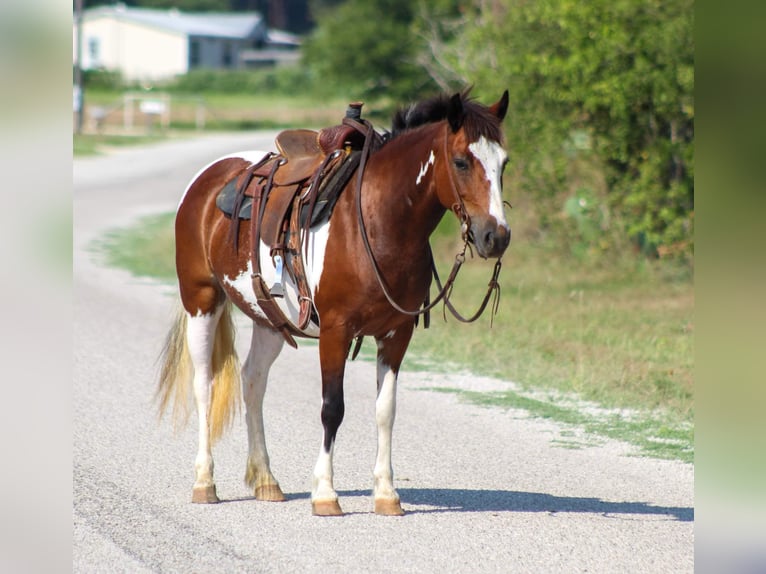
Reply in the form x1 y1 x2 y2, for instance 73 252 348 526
302 0 440 100
426 0 694 258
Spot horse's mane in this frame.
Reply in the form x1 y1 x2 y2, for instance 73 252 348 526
389 90 504 143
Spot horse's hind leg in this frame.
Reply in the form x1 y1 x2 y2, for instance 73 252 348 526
242 324 285 501
186 305 225 503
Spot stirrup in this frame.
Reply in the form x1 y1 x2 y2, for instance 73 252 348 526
270 254 285 298
269 282 284 298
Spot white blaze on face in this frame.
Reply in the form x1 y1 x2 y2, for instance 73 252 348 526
468 137 509 229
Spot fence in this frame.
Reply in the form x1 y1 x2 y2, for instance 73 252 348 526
78 92 207 134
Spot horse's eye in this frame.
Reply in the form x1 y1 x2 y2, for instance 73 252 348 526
453 158 469 171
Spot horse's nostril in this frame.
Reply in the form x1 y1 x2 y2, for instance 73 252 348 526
484 230 495 248
499 226 511 248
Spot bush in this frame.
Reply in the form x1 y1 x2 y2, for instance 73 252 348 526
164 67 316 95
449 0 694 262
81 68 125 90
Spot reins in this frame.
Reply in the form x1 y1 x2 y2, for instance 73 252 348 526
352 119 503 325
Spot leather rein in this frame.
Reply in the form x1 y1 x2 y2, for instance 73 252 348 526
349 117 503 326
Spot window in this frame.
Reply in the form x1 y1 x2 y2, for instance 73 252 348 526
222 43 233 68
189 40 200 68
88 37 100 67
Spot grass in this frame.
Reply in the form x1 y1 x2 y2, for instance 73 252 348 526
410 239 693 419
428 387 693 463
74 133 170 156
79 89 351 135
74 91 355 156
90 212 177 280
88 206 693 463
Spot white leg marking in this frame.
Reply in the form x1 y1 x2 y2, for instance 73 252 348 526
468 136 509 228
416 150 436 186
374 359 399 502
186 308 223 489
312 441 337 502
242 325 284 489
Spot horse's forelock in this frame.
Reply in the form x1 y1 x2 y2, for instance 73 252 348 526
390 91 504 144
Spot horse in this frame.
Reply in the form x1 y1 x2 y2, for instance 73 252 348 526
157 90 511 516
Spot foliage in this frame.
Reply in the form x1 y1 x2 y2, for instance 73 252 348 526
302 0 441 101
82 68 125 91
79 0 694 261
164 67 313 94
424 0 694 260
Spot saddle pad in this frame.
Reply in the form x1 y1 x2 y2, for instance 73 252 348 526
215 176 253 219
298 150 360 228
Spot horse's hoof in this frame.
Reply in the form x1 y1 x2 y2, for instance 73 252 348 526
312 499 344 516
255 484 286 502
374 498 405 516
192 485 220 504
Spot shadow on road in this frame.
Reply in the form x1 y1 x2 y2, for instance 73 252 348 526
280 488 693 522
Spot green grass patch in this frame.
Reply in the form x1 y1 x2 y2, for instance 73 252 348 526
90 209 693 462
74 133 169 156
430 387 693 463
90 212 176 281
410 234 693 422
80 89 351 135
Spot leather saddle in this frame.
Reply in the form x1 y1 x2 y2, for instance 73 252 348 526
272 124 365 185
215 144 360 243
214 104 376 348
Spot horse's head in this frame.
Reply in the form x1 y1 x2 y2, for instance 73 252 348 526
437 91 511 259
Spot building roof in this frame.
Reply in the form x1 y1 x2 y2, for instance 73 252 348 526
84 4 265 40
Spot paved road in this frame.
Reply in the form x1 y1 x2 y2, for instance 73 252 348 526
73 132 694 573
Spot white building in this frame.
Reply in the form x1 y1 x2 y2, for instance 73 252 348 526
74 4 299 82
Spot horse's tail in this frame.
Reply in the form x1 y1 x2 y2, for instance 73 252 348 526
156 303 241 444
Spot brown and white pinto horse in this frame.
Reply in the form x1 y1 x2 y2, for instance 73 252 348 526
157 91 511 516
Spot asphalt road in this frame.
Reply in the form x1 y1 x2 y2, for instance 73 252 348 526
73 132 694 573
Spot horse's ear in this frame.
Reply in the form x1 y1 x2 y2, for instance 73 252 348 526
491 90 509 121
447 93 464 132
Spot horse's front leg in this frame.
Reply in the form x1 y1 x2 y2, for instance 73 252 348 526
312 326 350 516
373 323 414 516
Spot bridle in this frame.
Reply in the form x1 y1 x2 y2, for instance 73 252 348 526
442 129 472 244
351 118 504 327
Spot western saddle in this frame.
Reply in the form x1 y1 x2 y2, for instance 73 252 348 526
216 103 381 347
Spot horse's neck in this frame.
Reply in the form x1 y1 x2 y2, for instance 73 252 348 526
365 123 447 239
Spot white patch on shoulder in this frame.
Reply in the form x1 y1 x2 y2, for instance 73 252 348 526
308 219 331 298
468 137 509 229
221 217 330 337
178 150 271 209
416 150 436 186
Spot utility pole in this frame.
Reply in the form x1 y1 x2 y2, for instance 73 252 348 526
74 0 84 135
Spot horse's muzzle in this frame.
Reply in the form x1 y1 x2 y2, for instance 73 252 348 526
471 220 511 259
